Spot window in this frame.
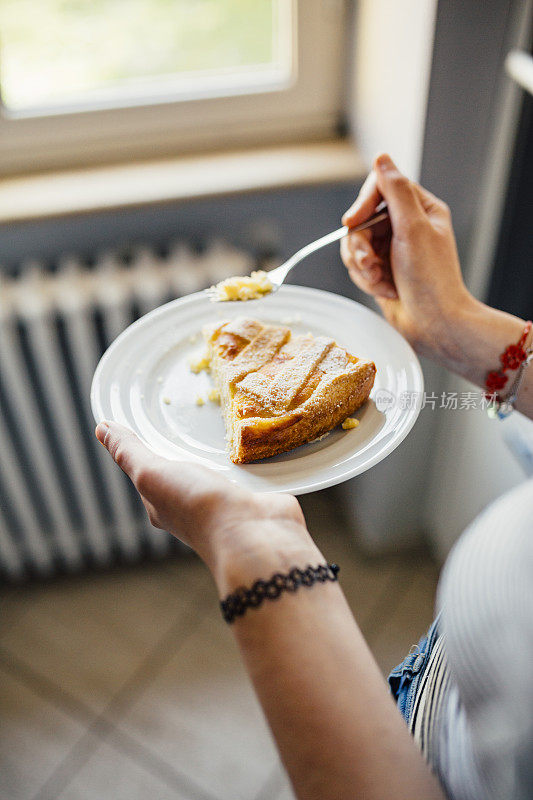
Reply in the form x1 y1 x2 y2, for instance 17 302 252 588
0 0 347 175
0 0 289 112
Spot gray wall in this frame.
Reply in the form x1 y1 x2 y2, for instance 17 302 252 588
420 0 516 267
0 184 361 296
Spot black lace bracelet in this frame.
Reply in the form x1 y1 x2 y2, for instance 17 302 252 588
220 562 340 623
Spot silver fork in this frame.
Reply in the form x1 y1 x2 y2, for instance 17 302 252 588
206 201 388 301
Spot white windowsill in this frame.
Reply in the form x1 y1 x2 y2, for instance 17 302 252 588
0 140 366 225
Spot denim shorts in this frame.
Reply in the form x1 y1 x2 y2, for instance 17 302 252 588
387 613 442 725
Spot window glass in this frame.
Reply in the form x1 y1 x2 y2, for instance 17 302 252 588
0 0 285 112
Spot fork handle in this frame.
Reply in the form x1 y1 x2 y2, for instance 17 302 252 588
347 200 389 233
274 202 390 280
298 202 389 256
315 202 390 250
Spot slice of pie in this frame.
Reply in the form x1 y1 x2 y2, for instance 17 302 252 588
203 317 376 464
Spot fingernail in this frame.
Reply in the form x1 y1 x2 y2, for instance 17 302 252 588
375 153 394 171
95 421 109 445
342 201 360 222
382 287 398 299
355 248 370 261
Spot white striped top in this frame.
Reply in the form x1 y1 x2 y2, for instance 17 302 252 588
419 477 533 800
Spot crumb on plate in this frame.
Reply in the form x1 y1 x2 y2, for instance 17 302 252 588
341 417 359 430
208 387 220 403
196 395 205 406
162 396 171 405
190 353 211 373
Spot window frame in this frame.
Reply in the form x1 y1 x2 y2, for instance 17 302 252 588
0 0 348 176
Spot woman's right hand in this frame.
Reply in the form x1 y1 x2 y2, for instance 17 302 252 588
340 153 474 363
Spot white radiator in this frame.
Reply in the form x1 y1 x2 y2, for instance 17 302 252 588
0 241 255 580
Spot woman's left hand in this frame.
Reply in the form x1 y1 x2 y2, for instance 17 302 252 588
95 420 315 590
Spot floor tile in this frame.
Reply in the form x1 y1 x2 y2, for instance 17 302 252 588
0 664 86 800
0 556 215 715
53 738 201 800
112 611 280 800
0 585 36 637
368 562 439 675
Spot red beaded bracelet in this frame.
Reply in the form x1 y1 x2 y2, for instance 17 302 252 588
485 321 533 399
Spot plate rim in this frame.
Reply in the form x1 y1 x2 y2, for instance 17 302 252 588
91 285 424 494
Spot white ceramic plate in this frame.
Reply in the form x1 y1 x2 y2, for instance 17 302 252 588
91 286 423 495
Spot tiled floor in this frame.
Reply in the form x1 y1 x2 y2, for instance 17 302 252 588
0 491 439 800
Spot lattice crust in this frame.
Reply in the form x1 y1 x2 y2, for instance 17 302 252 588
204 317 376 464
226 326 290 385
238 336 335 413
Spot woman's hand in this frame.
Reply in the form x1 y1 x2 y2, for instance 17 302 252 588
95 420 319 592
341 153 473 362
340 154 533 415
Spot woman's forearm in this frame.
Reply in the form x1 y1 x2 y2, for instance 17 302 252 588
211 522 444 800
435 294 533 418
